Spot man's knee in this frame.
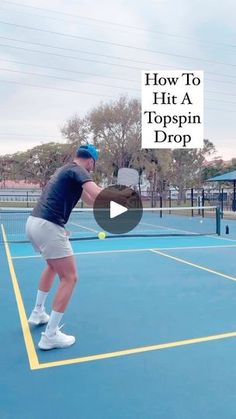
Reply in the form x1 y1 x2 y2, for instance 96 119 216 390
47 264 55 274
62 272 78 285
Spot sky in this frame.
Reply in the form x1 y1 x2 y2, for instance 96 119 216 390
0 0 235 160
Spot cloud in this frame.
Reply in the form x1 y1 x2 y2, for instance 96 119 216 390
0 0 235 158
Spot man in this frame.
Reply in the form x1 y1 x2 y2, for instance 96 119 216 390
26 144 129 350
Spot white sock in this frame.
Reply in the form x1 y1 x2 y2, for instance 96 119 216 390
34 290 48 312
45 311 64 337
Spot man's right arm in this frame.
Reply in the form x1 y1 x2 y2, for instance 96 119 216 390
82 181 133 206
82 182 102 204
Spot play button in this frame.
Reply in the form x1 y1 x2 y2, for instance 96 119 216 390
93 185 143 235
110 201 127 219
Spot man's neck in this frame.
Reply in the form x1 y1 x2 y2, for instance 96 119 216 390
73 158 84 168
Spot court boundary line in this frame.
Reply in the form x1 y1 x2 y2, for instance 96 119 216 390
150 249 236 282
36 330 236 369
205 234 236 243
12 243 236 259
1 224 40 370
3 230 236 370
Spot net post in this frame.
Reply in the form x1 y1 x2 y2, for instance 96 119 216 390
216 206 221 235
221 188 224 217
160 196 163 218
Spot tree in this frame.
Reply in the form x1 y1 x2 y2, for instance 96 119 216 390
226 158 236 172
88 96 141 183
131 148 172 204
170 139 216 203
61 114 90 158
12 143 71 187
0 155 16 186
202 158 225 181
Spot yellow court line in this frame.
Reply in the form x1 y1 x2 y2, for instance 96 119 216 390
37 330 236 370
2 228 236 371
1 225 40 370
37 249 236 369
150 249 236 282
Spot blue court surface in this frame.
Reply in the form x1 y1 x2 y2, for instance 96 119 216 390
1 212 236 419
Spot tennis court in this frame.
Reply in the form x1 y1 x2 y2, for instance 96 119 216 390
1 207 236 419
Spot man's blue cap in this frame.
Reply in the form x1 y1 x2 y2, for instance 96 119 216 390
76 144 99 161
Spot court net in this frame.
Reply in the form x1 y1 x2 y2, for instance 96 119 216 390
0 206 221 243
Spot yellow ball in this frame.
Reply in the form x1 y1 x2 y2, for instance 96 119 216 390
98 231 106 240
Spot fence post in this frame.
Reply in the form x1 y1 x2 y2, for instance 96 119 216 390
191 188 194 216
151 190 154 208
201 189 205 218
232 180 236 211
169 190 171 214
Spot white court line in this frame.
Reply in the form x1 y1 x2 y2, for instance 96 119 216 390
69 219 236 243
12 243 236 259
205 234 236 243
150 249 236 282
69 221 98 233
140 221 198 235
12 248 150 259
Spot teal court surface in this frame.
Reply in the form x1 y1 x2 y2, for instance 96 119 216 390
1 208 236 419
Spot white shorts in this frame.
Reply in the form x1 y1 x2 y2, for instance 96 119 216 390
26 216 73 260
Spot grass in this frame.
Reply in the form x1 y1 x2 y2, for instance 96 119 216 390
0 201 35 208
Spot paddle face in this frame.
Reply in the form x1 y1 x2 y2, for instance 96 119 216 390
117 168 139 187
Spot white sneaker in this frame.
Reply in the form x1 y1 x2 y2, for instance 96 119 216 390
28 309 50 326
38 326 76 350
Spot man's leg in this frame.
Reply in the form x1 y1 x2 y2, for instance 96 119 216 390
38 255 78 350
48 255 78 312
35 264 56 310
38 264 56 292
28 264 56 325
